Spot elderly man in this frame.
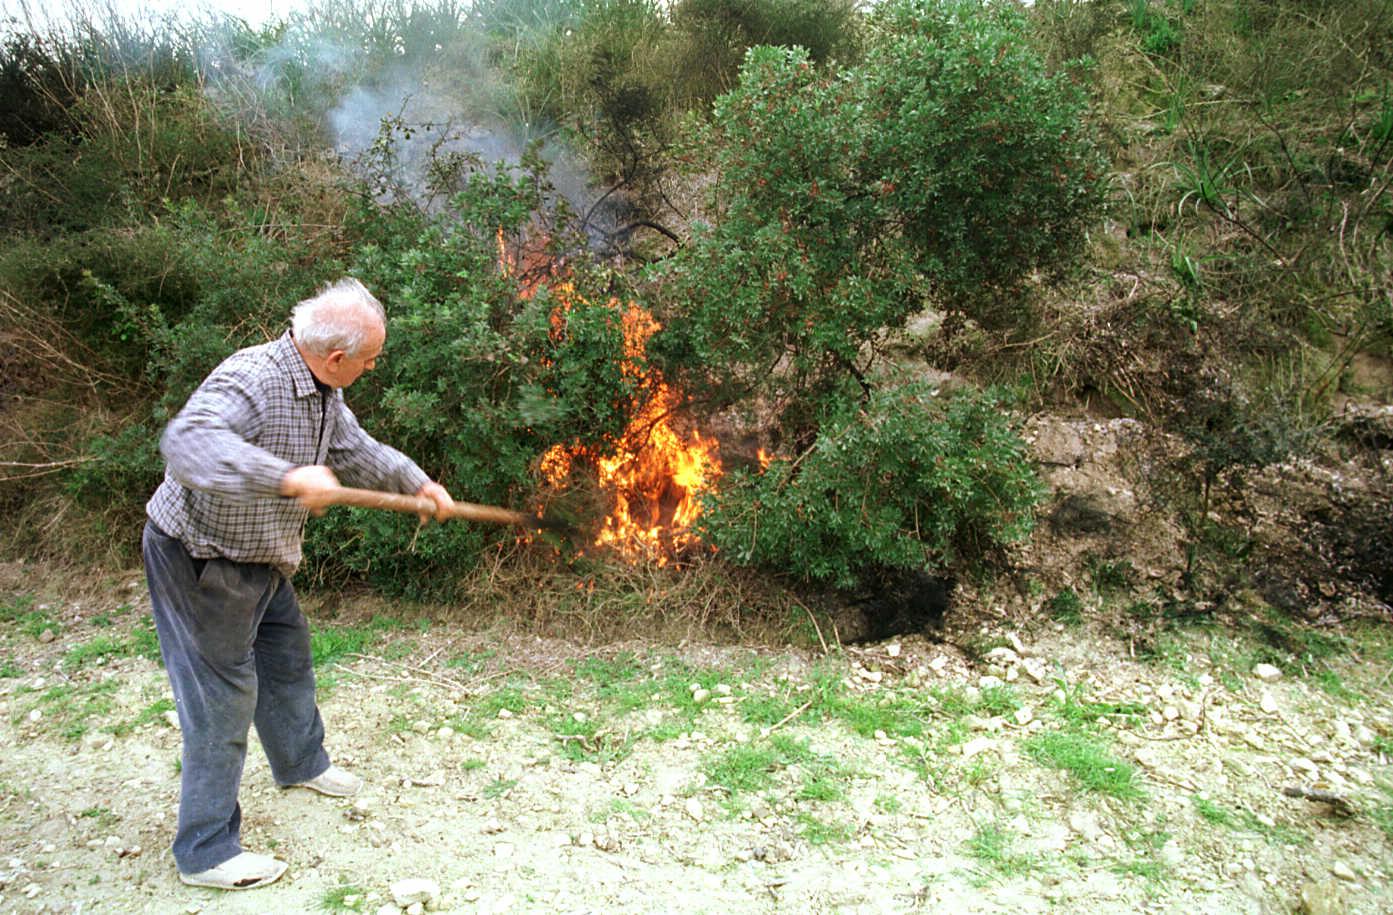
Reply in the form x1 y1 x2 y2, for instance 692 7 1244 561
142 277 453 890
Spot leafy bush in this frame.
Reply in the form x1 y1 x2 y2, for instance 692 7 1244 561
698 384 1045 589
652 0 1106 428
304 153 642 594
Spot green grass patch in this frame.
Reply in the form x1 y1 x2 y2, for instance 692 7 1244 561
319 883 367 911
1051 681 1147 728
482 777 517 800
459 758 486 771
110 697 175 737
0 656 22 678
795 812 852 846
78 806 120 830
966 822 1036 878
1046 588 1084 625
2 594 61 641
62 635 131 670
1190 795 1309 845
705 743 781 794
20 680 120 741
311 616 407 667
446 649 497 674
1025 730 1144 800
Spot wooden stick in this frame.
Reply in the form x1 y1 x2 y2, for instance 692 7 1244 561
325 486 541 528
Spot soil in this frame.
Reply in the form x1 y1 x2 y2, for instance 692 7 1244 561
1 558 1391 915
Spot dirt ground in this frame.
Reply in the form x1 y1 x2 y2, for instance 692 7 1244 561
1 559 1391 915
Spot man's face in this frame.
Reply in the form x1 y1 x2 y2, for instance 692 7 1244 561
333 321 385 388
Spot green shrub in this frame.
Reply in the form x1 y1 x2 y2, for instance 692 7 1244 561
652 0 1106 425
698 384 1045 589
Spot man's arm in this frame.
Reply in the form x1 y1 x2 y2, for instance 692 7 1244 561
161 371 294 501
326 400 455 518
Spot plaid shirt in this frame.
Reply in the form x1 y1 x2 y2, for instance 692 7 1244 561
147 330 430 575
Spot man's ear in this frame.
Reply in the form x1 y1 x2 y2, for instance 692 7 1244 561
325 350 347 372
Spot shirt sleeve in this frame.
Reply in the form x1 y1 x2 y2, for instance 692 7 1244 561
159 368 294 501
327 398 432 494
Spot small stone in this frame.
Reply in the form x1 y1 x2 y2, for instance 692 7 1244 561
1260 692 1279 714
978 675 1004 689
685 797 704 822
929 656 949 673
376 905 401 915
1331 861 1358 883
1289 757 1319 777
1253 663 1282 682
1020 658 1048 684
692 688 711 704
496 708 513 719
985 647 1020 665
390 877 441 907
714 683 732 695
1299 879 1344 915
38 628 56 643
482 817 504 834
886 642 902 658
164 710 181 729
406 905 424 915
1012 706 1034 727
961 737 995 759
493 842 514 859
1162 705 1180 721
436 726 454 740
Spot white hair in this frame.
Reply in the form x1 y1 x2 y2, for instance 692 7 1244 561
291 278 386 357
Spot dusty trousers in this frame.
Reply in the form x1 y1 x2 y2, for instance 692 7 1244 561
142 522 329 874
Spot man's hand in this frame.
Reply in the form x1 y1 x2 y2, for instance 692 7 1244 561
415 481 456 523
280 465 341 515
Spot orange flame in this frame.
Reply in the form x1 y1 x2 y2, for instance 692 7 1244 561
504 230 723 564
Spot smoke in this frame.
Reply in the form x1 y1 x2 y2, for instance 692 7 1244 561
213 9 611 233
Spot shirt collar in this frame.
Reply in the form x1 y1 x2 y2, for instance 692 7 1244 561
274 330 324 400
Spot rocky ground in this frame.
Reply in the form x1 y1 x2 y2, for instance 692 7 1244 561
1 558 1391 915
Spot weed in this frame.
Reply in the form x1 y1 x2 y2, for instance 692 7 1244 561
1191 796 1309 845
1087 555 1135 597
23 680 120 741
795 812 852 846
1193 795 1236 827
474 686 528 718
741 692 799 727
1313 670 1363 703
446 649 497 674
1025 730 1145 800
798 774 845 803
482 777 517 799
874 793 902 814
2 595 61 641
311 616 407 667
62 635 129 670
110 697 174 737
129 616 161 661
78 806 120 830
459 758 486 772
966 822 1036 878
0 656 22 678
319 884 366 911
704 744 780 795
1052 680 1148 728
382 639 418 662
1046 588 1084 625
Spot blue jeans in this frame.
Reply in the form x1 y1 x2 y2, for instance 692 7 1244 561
142 522 329 874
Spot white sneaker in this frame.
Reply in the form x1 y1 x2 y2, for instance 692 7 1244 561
179 851 287 890
291 764 362 797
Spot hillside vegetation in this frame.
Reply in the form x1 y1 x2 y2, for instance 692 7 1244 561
0 0 1390 624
